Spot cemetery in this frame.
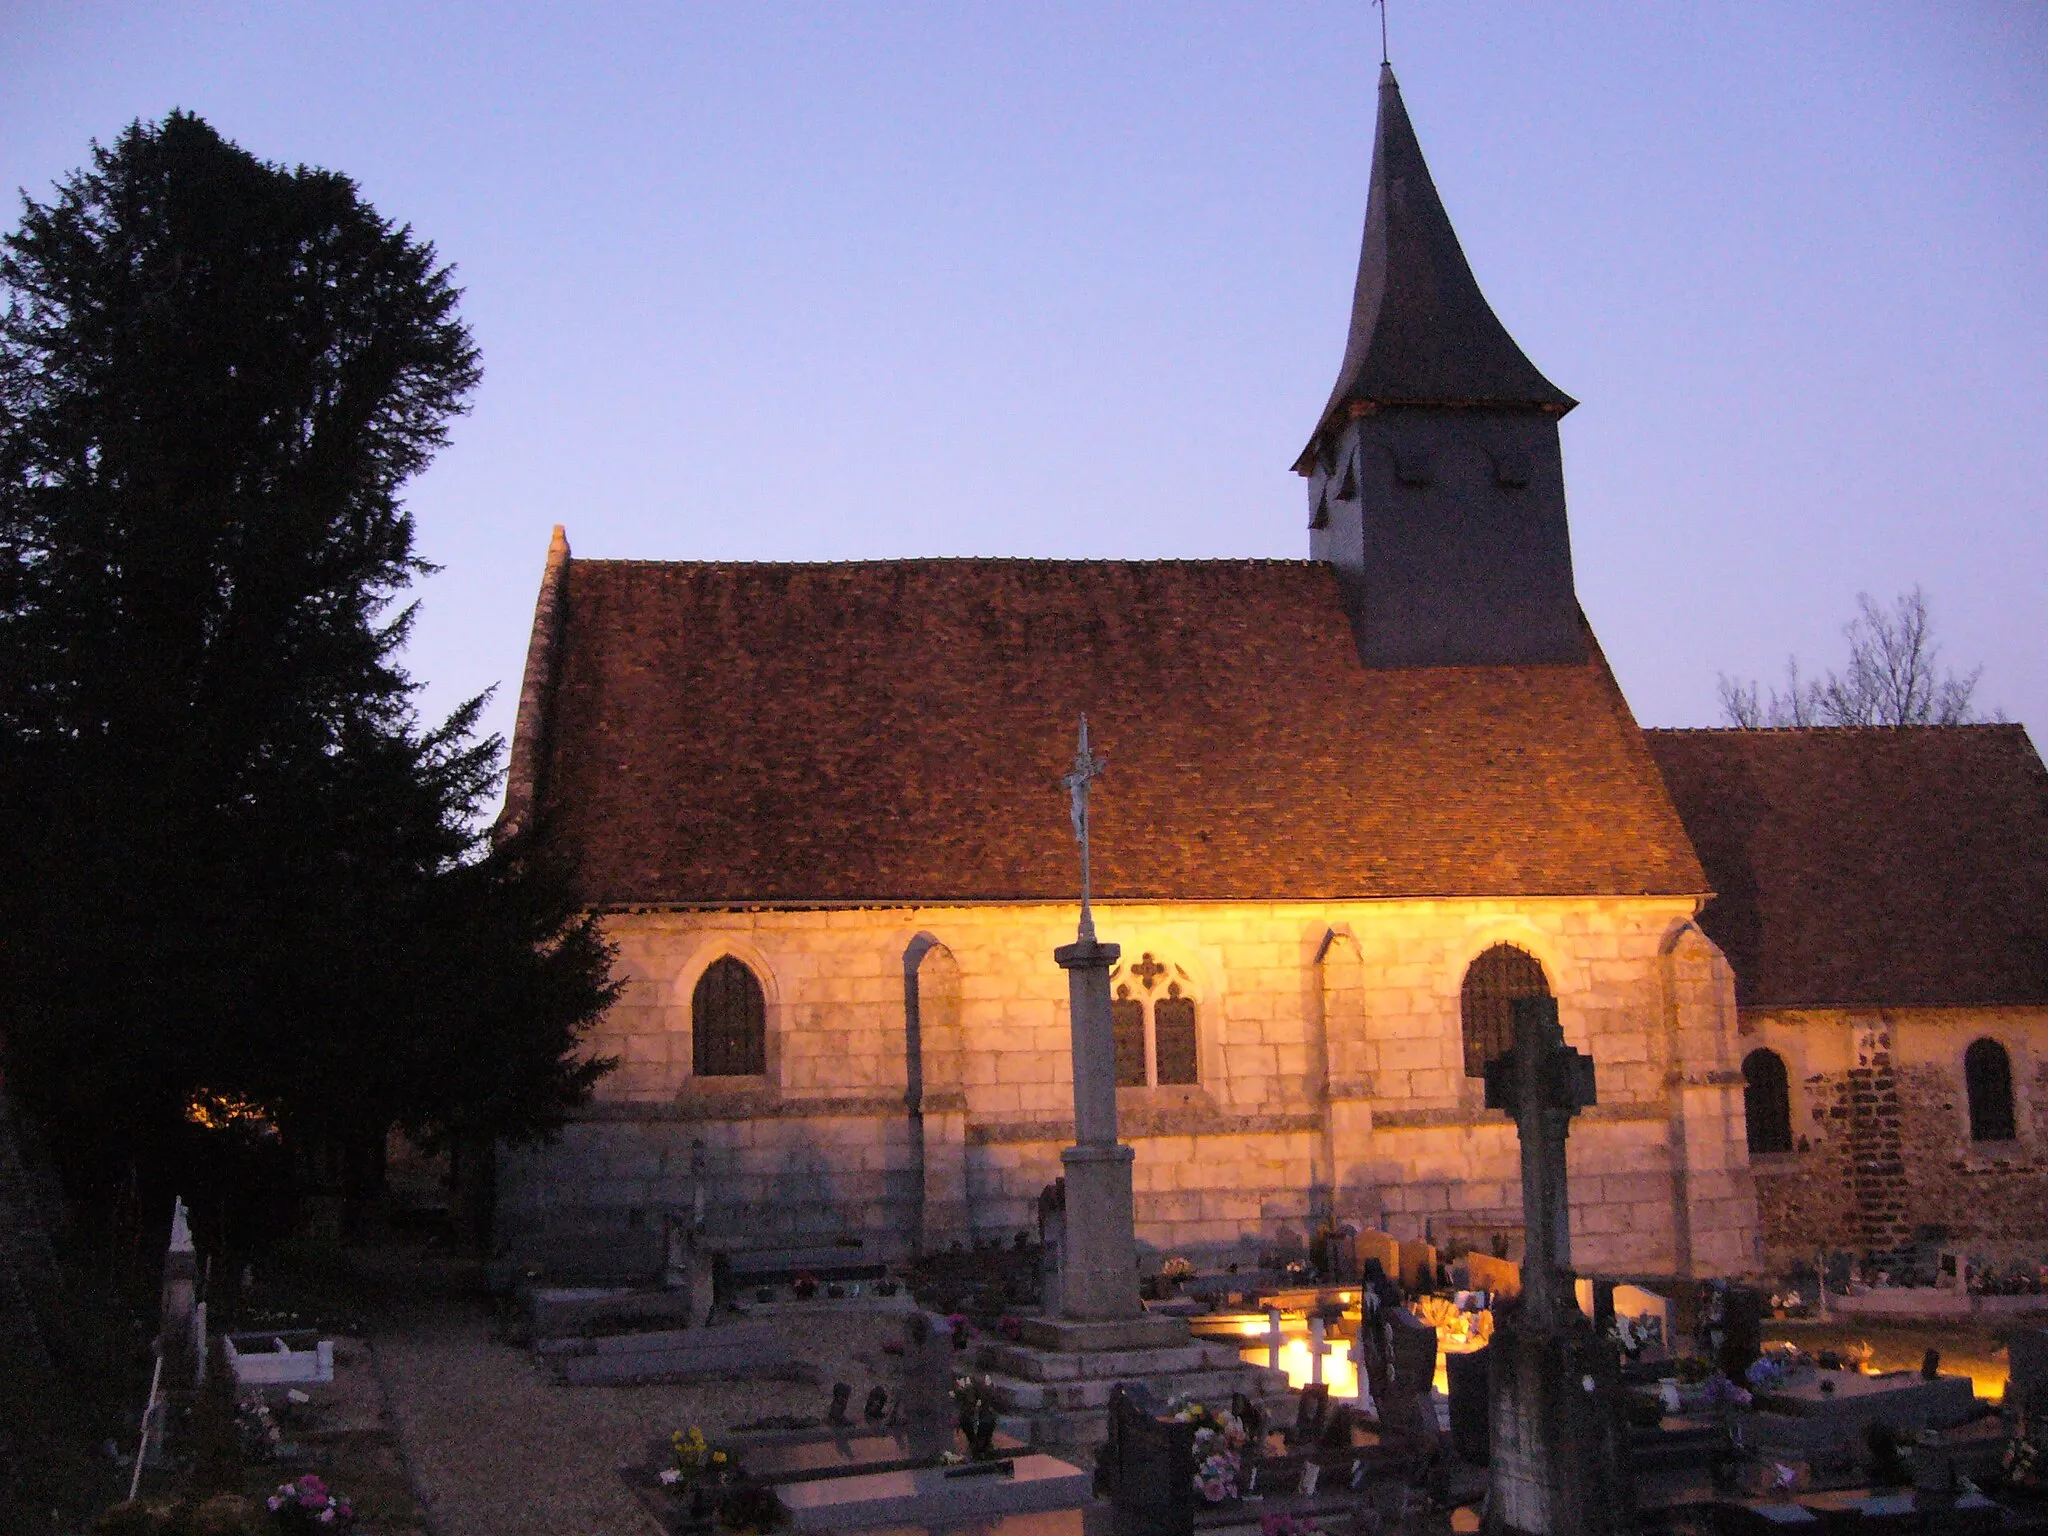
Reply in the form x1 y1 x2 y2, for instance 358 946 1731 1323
81 895 2048 1535
6 13 2046 1536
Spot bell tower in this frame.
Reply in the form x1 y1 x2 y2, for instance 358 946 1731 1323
1300 66 1584 668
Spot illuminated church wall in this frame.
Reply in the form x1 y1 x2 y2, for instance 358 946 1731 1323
496 894 1758 1276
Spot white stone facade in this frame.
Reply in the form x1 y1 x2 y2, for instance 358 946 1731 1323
499 897 1761 1277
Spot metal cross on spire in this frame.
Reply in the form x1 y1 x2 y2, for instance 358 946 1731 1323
1374 0 1389 65
1059 715 1107 943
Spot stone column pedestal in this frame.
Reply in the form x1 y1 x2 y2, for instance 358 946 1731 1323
1484 1317 1632 1536
1025 935 1187 1356
1057 1142 1139 1322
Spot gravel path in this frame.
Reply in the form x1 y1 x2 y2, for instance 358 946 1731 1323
374 1299 911 1536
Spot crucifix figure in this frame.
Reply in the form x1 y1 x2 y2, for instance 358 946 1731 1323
1059 714 1107 942
1483 995 1596 1330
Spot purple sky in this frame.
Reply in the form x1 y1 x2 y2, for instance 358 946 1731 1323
8 3 2045 784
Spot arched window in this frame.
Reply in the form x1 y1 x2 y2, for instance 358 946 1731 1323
1112 996 1148 1087
1109 952 1201 1088
1965 1038 2016 1143
693 957 766 1076
1460 945 1550 1077
1742 1049 1793 1156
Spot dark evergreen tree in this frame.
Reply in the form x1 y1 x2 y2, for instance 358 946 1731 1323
0 112 615 1224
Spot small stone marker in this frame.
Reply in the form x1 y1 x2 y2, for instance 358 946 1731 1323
898 1314 955 1461
1309 1315 1329 1387
160 1197 200 1387
1261 1305 1284 1371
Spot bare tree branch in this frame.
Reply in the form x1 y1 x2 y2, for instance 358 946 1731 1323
1717 586 1996 728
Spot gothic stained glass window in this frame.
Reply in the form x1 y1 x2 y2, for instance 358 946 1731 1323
1112 994 1148 1088
1966 1038 2016 1143
1460 944 1550 1078
1742 1048 1793 1155
693 956 767 1077
1154 990 1199 1086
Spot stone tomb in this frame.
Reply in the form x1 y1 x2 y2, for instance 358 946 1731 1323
1748 1370 1979 1454
772 1456 1092 1531
545 1319 794 1385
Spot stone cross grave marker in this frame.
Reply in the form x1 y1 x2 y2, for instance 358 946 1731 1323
1480 995 1631 1536
1483 995 1596 1328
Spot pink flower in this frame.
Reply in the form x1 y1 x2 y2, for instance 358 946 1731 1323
299 1475 328 1497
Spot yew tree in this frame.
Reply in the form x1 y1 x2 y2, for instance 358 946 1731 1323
0 112 614 1226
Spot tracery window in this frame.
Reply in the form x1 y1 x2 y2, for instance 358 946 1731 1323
1965 1038 2016 1143
1110 952 1200 1088
1459 944 1550 1078
1741 1048 1793 1156
693 956 767 1077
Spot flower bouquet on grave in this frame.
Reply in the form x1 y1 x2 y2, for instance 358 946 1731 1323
1168 1399 1247 1503
237 1397 284 1462
790 1273 818 1300
662 1424 739 1524
953 1374 1001 1458
2003 1410 2048 1496
265 1474 354 1531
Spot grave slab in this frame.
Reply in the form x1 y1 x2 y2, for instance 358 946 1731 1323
775 1453 1091 1530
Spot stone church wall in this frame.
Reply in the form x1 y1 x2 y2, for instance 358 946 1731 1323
1741 1006 2048 1266
498 897 1760 1277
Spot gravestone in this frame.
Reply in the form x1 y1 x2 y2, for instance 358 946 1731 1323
1039 1185 1067 1321
160 1196 200 1388
1447 1345 1491 1464
1481 997 1633 1536
2008 1328 2048 1415
1098 1384 1194 1536
899 1313 957 1461
1356 1229 1402 1287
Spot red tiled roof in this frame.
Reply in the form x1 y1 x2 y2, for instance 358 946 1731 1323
1645 726 2048 1009
524 557 1706 906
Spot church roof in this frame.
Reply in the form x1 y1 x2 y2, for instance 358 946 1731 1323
1645 726 2048 1009
1295 65 1575 473
515 553 1706 907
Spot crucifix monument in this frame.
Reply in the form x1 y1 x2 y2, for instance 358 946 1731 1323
1479 996 1632 1536
1028 717 1180 1350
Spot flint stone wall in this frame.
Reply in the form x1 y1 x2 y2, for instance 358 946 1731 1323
1743 1006 2048 1264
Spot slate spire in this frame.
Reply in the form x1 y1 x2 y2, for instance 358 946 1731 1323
1295 65 1574 473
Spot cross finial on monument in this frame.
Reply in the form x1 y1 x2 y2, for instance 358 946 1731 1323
1059 715 1107 942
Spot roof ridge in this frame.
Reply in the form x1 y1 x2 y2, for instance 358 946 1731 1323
568 555 1324 570
1644 723 2023 736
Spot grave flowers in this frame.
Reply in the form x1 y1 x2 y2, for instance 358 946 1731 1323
791 1273 818 1300
237 1397 284 1461
663 1425 735 1489
1168 1399 1248 1503
2004 1410 2048 1493
953 1374 1001 1458
265 1474 353 1531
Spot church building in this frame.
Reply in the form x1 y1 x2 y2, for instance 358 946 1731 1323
492 65 2047 1283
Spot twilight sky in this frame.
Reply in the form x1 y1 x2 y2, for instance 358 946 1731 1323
7 3 2046 784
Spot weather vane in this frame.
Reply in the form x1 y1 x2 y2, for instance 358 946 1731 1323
1058 716 1107 943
